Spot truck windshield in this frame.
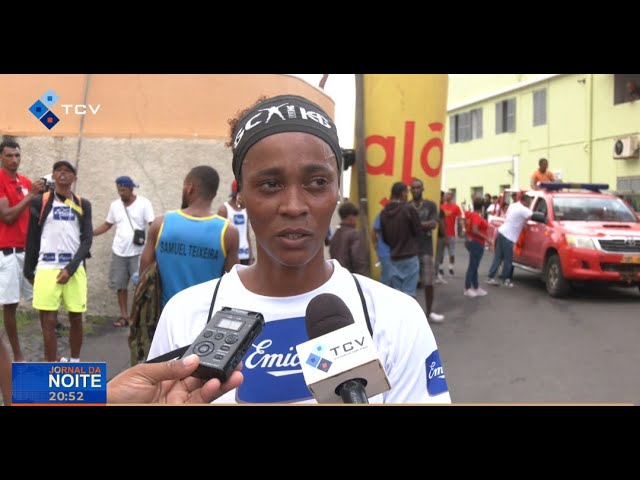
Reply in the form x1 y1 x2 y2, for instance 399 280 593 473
553 197 638 222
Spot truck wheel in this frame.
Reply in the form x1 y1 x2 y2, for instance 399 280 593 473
545 254 570 298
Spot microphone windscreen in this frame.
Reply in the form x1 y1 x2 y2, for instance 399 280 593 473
305 293 354 340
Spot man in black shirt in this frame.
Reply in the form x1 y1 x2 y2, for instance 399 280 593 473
410 179 444 323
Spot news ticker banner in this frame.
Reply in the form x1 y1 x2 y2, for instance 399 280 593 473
350 74 448 281
12 362 107 406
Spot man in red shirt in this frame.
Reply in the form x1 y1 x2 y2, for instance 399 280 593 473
0 139 44 362
439 191 464 276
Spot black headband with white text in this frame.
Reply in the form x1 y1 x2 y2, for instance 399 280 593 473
231 95 342 181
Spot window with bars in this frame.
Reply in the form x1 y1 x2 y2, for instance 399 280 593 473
449 107 483 143
533 89 547 126
471 108 482 139
495 98 516 134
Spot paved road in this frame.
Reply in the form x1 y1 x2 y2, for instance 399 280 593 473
422 241 640 404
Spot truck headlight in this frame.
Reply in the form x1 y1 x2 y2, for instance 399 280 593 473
565 234 596 249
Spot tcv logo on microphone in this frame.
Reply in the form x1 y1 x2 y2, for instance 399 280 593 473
307 336 369 374
306 344 332 373
28 89 101 130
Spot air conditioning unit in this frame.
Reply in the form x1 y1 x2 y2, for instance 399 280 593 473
613 135 639 159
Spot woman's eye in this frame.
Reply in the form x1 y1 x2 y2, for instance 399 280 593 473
261 180 281 189
308 178 329 188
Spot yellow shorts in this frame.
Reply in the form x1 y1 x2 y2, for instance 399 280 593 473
32 266 87 313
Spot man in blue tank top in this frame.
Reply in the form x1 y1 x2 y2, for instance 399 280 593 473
139 166 239 310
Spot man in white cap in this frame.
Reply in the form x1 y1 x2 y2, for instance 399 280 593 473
93 176 155 327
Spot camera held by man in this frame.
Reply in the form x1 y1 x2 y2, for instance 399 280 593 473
40 174 55 191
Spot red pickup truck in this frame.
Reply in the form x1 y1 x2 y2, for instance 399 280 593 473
487 183 640 297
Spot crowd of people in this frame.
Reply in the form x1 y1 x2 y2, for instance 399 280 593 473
0 136 254 404
0 94 555 405
365 158 557 302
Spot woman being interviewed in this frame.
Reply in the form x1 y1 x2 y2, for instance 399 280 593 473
146 94 451 404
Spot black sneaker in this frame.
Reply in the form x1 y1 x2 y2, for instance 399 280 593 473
449 268 455 276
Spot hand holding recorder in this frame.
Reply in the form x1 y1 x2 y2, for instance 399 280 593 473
107 354 243 404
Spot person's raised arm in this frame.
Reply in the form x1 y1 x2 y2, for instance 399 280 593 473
0 179 44 224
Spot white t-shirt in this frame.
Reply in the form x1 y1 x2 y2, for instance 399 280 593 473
498 201 532 243
149 260 452 404
37 197 81 270
105 196 155 257
224 201 250 260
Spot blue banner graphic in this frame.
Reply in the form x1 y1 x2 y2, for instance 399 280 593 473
12 362 107 406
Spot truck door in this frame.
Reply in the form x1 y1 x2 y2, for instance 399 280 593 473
521 197 549 267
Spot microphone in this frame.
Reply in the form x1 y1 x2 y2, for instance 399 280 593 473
296 293 391 404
